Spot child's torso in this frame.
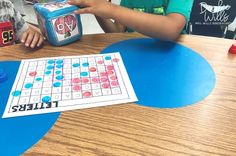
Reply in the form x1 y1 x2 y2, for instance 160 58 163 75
121 0 169 32
122 0 168 15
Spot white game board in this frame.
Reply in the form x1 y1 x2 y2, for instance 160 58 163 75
2 52 137 118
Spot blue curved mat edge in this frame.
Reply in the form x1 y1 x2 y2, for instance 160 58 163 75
0 61 60 155
101 38 216 108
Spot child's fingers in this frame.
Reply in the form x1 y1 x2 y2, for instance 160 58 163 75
25 32 34 47
68 0 94 14
21 31 28 43
74 7 92 14
68 0 83 5
68 0 91 7
37 36 44 47
30 33 40 48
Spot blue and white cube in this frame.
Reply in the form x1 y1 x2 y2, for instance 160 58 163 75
34 0 82 46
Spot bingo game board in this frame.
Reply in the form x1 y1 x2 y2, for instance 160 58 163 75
2 53 137 118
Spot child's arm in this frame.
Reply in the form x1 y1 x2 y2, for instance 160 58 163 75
20 24 44 48
95 16 125 33
94 0 125 33
68 0 186 40
6 0 44 48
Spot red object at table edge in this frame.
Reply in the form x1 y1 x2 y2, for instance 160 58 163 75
228 43 236 54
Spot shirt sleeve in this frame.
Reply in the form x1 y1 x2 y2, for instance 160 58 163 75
13 9 28 39
11 3 28 39
166 0 194 21
120 0 131 8
2 0 29 39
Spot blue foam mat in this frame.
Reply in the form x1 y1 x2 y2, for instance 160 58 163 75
101 38 216 108
0 61 60 155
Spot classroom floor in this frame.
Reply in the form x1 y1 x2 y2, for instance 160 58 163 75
11 0 121 35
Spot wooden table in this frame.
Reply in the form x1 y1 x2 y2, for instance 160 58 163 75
1 33 236 155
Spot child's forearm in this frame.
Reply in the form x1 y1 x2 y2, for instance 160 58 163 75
108 4 186 40
95 16 123 33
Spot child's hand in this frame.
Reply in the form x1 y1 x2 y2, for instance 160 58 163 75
20 25 44 48
68 0 114 18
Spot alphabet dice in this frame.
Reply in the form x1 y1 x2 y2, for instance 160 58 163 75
34 1 82 46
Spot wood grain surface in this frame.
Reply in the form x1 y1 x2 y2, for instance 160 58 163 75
1 33 236 156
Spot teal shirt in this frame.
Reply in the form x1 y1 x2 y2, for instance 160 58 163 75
120 0 193 33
